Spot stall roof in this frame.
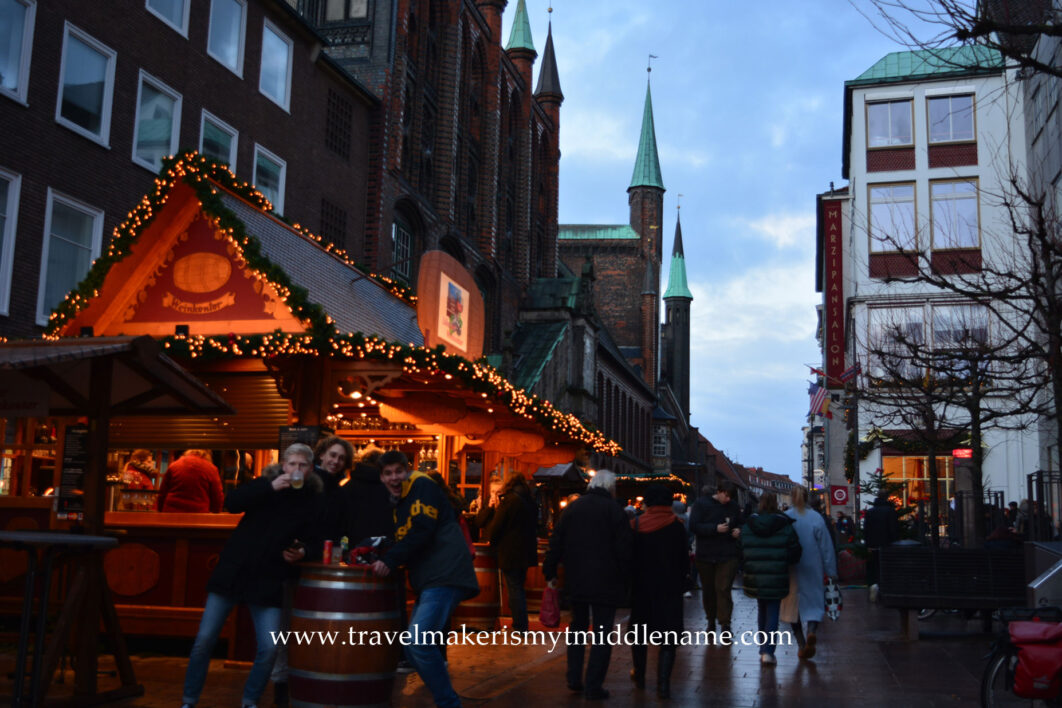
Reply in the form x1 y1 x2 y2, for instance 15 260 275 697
533 462 585 482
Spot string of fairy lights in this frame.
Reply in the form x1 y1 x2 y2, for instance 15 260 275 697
41 151 621 455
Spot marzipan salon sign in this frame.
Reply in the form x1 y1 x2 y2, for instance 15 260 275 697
162 291 236 315
823 200 845 388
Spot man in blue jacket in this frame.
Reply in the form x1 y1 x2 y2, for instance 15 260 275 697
371 451 478 708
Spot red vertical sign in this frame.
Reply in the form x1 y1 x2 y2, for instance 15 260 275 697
823 200 845 387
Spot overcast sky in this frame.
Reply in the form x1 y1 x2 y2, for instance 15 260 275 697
501 1 927 481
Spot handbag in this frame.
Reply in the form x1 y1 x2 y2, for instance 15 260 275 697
824 576 843 621
539 584 561 628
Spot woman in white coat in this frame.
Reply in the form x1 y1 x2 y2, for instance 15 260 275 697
784 486 838 659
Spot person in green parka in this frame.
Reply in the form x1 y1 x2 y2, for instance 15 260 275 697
737 491 801 665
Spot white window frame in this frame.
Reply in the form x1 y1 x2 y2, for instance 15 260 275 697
1 0 36 105
930 178 980 250
37 189 104 326
207 0 247 77
253 144 286 214
391 219 412 281
867 305 925 383
258 19 293 111
866 99 914 148
0 167 21 316
55 23 117 147
199 109 238 168
927 94 975 144
131 70 182 172
145 0 190 37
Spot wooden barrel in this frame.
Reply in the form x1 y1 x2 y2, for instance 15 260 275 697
450 543 498 631
499 541 549 614
289 564 402 708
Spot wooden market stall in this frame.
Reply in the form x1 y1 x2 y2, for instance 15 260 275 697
0 153 619 655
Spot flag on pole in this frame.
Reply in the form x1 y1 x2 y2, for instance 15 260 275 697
839 362 862 382
822 397 833 419
808 383 827 418
809 366 826 378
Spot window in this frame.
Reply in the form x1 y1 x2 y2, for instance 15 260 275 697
37 190 103 326
928 94 974 143
0 168 20 315
868 306 924 382
253 145 285 213
869 183 916 252
867 99 913 147
325 89 352 160
0 0 36 104
200 110 238 167
932 303 990 381
56 24 117 145
259 21 293 110
320 198 347 248
132 71 181 172
324 0 369 22
391 218 412 281
931 180 979 249
882 455 954 510
146 0 189 35
208 0 246 76
652 425 668 457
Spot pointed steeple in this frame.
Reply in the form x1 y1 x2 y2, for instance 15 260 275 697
535 19 563 100
664 212 693 300
506 0 535 52
629 76 664 191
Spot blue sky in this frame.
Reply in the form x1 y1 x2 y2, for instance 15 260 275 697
501 1 924 481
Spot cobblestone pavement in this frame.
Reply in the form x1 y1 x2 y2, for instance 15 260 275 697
1 580 992 707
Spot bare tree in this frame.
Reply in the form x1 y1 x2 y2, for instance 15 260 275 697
857 0 1061 78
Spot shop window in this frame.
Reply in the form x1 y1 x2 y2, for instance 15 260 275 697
253 144 285 214
867 99 913 147
132 71 182 172
932 303 990 381
0 167 20 315
259 20 293 111
146 0 189 36
882 454 954 510
931 179 979 249
928 94 974 143
200 110 238 167
869 183 916 252
868 306 924 383
37 189 103 326
1 0 35 104
208 0 246 76
56 23 116 146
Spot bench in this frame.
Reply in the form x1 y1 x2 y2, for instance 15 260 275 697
878 546 1025 639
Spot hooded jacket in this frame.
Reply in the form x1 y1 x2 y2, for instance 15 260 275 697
486 479 538 571
326 462 394 543
206 465 325 607
629 507 687 632
737 512 801 600
380 471 479 599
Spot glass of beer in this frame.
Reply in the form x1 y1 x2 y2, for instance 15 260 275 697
291 470 304 489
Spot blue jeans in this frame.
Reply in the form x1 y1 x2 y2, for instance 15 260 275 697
407 586 464 708
756 598 781 656
501 568 528 631
183 592 282 706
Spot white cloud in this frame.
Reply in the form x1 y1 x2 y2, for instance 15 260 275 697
738 212 816 250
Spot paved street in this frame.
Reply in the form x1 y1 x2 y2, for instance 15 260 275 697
1 579 991 707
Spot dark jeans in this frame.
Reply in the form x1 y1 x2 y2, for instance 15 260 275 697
756 598 781 656
568 602 617 692
501 567 529 631
696 558 739 625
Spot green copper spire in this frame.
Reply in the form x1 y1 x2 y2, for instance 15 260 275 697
664 214 692 299
629 78 664 190
506 0 535 52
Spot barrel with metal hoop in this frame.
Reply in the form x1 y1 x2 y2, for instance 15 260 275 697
450 542 499 631
289 563 402 707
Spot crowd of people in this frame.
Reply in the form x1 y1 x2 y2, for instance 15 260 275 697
169 443 853 708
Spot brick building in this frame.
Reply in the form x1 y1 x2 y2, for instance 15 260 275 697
0 0 376 338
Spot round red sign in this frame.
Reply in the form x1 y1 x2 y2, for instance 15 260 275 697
831 485 849 505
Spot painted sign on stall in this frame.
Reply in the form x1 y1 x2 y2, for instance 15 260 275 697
416 251 484 360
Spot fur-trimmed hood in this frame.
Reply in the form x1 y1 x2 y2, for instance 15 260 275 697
261 462 324 494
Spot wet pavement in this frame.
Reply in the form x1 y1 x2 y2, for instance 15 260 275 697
1 580 992 707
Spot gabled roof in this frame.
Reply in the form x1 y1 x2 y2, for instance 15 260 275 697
558 224 639 241
510 320 568 392
846 46 1004 86
629 79 664 191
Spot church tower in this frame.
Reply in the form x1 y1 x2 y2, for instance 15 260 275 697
663 210 693 420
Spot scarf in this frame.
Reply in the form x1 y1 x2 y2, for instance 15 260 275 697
632 506 677 534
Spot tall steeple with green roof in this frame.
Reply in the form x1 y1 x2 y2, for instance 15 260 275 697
629 78 664 191
663 213 692 300
663 208 692 419
506 0 535 52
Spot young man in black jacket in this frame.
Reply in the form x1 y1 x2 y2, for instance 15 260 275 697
371 451 478 708
689 481 742 634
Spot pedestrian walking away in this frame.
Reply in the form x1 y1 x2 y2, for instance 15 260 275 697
784 486 838 659
543 470 632 700
738 491 801 666
486 474 539 633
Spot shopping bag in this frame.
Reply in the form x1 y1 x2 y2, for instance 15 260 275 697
539 585 561 628
824 577 843 621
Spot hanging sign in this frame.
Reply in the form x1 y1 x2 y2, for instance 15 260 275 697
830 485 849 505
416 250 484 359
